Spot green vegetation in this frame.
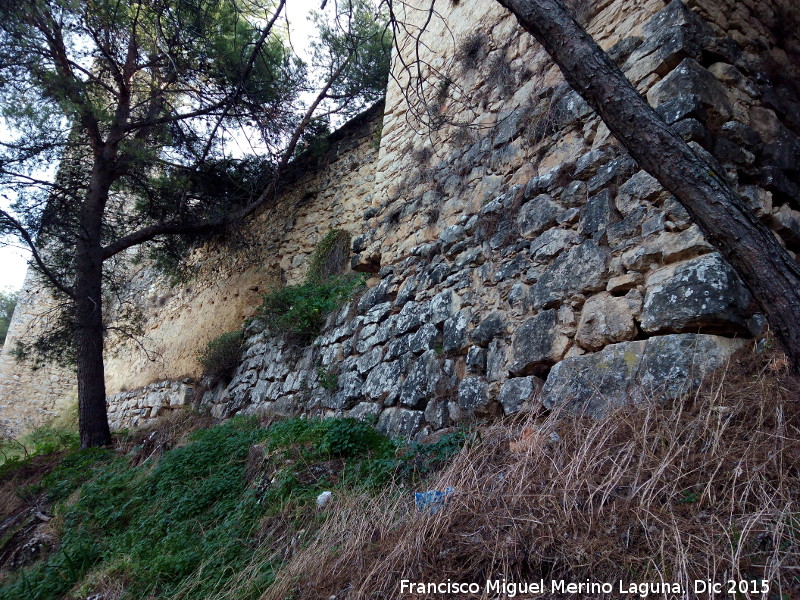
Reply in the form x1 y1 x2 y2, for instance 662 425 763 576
306 229 352 283
316 364 339 391
257 274 365 341
0 405 79 474
196 329 244 381
0 414 467 600
256 228 365 342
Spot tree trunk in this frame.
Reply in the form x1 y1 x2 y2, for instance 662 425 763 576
494 0 800 371
75 250 111 448
75 159 113 448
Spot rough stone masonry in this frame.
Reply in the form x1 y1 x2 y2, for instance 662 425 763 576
2 0 800 438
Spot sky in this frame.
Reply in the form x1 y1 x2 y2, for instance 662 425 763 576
0 0 324 293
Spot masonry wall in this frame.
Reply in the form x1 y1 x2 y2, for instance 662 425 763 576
0 269 78 437
0 105 384 436
4 0 800 438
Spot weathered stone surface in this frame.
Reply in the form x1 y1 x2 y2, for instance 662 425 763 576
486 340 507 383
363 301 392 325
648 59 733 128
466 346 487 373
457 376 489 414
607 272 644 294
349 402 382 421
470 312 507 346
424 398 449 430
541 334 744 416
358 277 392 314
641 253 752 334
377 407 423 438
624 0 712 81
324 371 363 410
529 228 581 262
531 240 609 308
443 309 471 354
363 360 403 404
393 301 429 335
576 292 637 351
498 376 542 415
356 346 384 374
579 189 616 239
430 289 459 324
409 323 440 354
616 170 664 215
516 194 560 238
399 350 443 408
587 156 636 193
510 310 569 374
439 224 467 251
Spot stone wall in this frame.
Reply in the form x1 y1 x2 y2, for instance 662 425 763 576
0 269 78 437
6 0 800 438
0 104 384 437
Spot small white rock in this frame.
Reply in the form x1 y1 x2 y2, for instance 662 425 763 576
317 490 333 509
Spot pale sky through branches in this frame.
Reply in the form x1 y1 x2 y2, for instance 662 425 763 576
0 0 325 292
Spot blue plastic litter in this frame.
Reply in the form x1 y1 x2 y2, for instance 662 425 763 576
414 486 455 514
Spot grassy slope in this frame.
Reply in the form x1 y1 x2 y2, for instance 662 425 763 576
0 412 465 600
0 343 798 600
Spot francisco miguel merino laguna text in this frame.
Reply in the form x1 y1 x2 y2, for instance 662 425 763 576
400 579 691 597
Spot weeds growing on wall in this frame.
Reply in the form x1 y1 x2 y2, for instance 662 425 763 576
256 274 365 342
456 32 486 71
196 329 244 381
256 228 364 342
306 229 351 283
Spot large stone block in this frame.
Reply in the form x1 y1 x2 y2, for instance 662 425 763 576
443 308 471 354
510 309 570 375
541 334 744 416
647 58 733 128
576 292 637 350
399 350 443 408
457 376 490 414
469 312 507 346
531 240 609 308
498 376 542 415
516 194 560 239
364 360 403 403
641 253 752 334
377 407 424 438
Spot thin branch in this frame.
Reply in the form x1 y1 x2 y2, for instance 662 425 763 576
0 209 75 299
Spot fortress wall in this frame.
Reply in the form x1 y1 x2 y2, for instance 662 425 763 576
0 269 78 437
0 105 383 436
4 0 800 437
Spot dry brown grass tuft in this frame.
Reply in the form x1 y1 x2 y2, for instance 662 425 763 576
262 343 800 600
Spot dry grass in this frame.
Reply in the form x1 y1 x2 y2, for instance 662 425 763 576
261 344 800 600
